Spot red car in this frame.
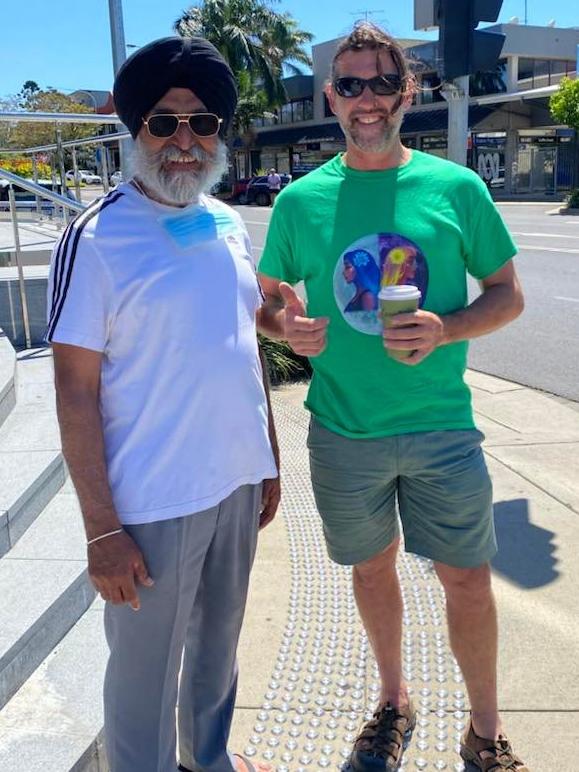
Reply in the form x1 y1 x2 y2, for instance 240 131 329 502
232 177 253 204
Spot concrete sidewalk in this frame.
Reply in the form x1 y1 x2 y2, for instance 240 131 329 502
230 371 579 771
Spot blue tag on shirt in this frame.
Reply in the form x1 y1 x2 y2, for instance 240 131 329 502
159 205 239 250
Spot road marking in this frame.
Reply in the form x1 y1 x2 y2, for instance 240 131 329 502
252 245 264 253
244 220 269 226
555 296 579 303
517 244 579 254
512 231 579 240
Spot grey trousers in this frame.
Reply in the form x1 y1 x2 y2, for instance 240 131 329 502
103 483 262 772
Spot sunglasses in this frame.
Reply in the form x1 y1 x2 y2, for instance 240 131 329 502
143 112 223 138
333 74 403 98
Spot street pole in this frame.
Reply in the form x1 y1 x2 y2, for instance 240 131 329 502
55 128 70 225
8 186 32 349
442 75 470 166
108 0 130 177
108 0 127 75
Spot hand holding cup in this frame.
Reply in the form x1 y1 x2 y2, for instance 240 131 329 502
381 285 445 365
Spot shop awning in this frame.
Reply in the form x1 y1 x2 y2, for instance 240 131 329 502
252 105 497 148
255 123 345 147
401 104 496 134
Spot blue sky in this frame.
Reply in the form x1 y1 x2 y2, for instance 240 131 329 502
1 0 577 98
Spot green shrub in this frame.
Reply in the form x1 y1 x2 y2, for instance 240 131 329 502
259 334 312 385
566 189 579 209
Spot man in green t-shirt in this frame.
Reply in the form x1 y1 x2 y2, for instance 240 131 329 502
257 20 529 772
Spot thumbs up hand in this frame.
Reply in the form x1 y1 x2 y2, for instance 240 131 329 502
278 282 329 357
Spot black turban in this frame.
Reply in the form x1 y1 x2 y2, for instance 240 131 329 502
113 36 237 139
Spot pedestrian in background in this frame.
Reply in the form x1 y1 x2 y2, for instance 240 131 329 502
267 167 282 205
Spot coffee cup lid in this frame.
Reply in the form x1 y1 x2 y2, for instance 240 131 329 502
378 284 421 300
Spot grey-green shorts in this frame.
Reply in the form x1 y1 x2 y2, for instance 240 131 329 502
307 418 496 569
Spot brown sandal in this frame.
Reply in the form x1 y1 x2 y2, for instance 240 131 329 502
460 720 530 771
349 700 416 771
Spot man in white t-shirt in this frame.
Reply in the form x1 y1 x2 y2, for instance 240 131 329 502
46 37 278 772
266 168 282 205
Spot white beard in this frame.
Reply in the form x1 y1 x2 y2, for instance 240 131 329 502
130 138 228 206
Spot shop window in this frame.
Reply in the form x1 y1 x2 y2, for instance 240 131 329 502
470 59 507 96
421 72 445 103
534 60 551 85
280 102 292 124
551 60 567 75
551 60 576 78
275 99 314 125
518 58 534 85
292 101 304 122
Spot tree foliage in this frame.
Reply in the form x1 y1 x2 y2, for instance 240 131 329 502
174 0 312 115
550 77 579 131
0 155 52 179
1 86 95 150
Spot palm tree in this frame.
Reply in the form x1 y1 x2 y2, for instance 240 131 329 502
174 0 312 109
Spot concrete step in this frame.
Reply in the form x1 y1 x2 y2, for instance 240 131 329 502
0 485 96 710
0 266 50 347
0 248 53 268
0 348 63 557
0 329 16 429
0 601 108 772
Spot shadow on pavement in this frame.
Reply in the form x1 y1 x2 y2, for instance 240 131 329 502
492 498 558 588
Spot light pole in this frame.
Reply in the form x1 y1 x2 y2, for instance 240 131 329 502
108 0 129 176
108 0 128 75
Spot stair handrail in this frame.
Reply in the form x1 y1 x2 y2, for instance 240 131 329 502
0 168 86 349
0 168 85 213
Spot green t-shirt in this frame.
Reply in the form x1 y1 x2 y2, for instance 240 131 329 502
259 150 517 438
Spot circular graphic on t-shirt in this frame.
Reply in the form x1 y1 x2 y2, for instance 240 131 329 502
333 233 429 335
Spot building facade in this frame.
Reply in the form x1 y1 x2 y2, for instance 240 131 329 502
238 23 579 196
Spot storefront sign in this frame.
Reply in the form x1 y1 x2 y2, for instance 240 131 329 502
421 135 447 150
473 135 505 147
477 152 501 182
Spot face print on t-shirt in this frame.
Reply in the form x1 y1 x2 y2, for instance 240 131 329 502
333 233 429 335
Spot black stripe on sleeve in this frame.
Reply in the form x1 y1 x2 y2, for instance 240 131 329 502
49 205 97 322
49 194 118 325
46 191 124 341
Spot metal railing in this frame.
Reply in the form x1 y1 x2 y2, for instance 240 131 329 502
0 169 86 348
0 110 130 199
0 111 130 347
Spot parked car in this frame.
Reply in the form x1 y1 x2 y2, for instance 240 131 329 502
0 179 75 210
65 169 102 185
232 177 253 204
245 173 292 206
110 170 123 186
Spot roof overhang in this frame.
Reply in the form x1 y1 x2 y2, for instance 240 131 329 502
471 85 558 106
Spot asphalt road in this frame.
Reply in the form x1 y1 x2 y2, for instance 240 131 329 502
237 201 579 405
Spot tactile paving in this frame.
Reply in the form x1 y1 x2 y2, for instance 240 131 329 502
245 395 469 771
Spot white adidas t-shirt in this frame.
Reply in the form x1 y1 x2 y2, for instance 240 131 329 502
46 184 277 524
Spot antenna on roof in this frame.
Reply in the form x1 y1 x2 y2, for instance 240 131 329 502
547 19 556 27
350 9 384 22
509 16 520 24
